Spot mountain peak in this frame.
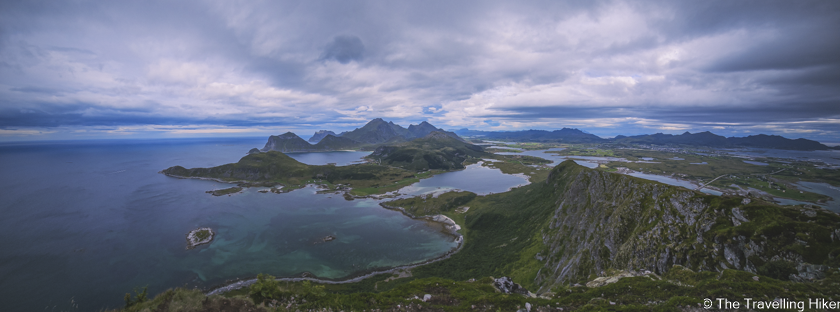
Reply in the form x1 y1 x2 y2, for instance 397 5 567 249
278 132 301 139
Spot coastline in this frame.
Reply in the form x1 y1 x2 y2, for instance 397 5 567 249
205 202 464 296
206 229 463 296
164 164 469 296
186 227 215 249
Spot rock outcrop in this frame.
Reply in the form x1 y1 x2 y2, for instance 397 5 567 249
531 161 840 292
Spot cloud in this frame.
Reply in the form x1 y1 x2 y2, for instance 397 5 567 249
320 35 365 64
0 0 838 141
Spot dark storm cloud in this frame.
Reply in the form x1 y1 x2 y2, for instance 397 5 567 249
0 0 838 140
320 35 365 64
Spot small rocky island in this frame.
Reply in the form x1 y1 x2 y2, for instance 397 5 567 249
206 186 242 196
186 227 215 249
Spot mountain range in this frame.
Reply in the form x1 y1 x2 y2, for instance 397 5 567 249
260 118 463 153
454 128 837 151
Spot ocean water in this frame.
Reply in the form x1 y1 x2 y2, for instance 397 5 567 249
0 138 457 311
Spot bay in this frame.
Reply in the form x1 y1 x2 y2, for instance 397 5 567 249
0 138 457 311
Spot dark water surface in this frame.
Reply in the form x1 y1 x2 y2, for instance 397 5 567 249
0 138 457 311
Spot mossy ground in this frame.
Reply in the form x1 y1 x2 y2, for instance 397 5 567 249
194 229 211 241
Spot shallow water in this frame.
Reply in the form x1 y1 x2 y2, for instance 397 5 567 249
792 181 840 212
398 162 530 196
0 139 457 311
742 160 769 166
725 148 840 166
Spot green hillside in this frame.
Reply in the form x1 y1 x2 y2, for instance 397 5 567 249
261 132 315 152
161 151 417 193
367 131 489 171
312 134 361 151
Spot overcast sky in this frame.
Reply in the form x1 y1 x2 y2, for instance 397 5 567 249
1 0 839 141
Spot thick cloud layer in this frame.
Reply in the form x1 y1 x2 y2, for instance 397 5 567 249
1 0 838 141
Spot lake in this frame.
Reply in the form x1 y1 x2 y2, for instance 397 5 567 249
0 138 463 311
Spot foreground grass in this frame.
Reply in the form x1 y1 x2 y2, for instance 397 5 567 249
115 266 840 312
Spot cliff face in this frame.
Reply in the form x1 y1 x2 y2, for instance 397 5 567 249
529 161 840 291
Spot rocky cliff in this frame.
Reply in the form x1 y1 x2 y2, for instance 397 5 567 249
529 161 840 292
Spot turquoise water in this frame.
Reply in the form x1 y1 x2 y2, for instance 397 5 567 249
0 139 457 311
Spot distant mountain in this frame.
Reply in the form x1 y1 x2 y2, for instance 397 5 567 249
261 132 314 152
312 134 360 151
261 132 363 153
613 131 730 147
309 130 337 143
613 132 831 151
339 118 463 144
728 134 831 151
338 118 410 144
367 131 488 171
452 128 604 143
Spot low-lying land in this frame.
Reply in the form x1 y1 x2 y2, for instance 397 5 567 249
553 145 838 205
205 186 243 196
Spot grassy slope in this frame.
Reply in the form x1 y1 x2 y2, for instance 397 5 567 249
383 191 477 217
368 133 489 171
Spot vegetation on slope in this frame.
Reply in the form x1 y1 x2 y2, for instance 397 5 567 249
367 131 489 171
162 151 419 195
383 191 476 217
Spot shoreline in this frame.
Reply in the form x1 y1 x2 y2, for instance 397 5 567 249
206 226 463 296
199 187 465 296
164 167 469 296
186 228 215 249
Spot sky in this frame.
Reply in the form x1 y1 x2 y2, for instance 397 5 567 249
1 0 839 142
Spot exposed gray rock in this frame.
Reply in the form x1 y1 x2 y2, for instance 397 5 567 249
790 263 828 282
494 277 530 296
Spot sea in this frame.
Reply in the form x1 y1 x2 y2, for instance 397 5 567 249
0 138 527 311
